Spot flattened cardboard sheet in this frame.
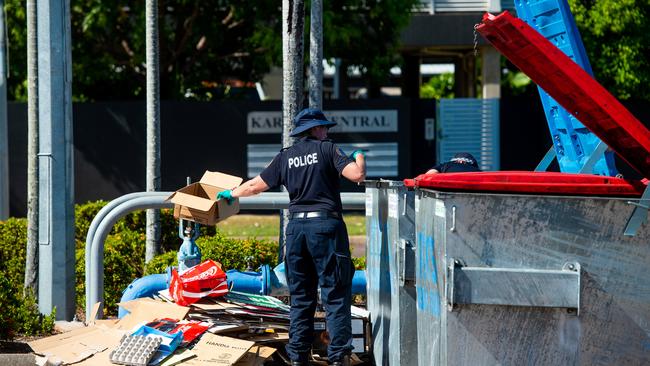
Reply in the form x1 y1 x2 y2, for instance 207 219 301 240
183 334 254 366
29 325 125 365
116 298 189 330
233 346 276 366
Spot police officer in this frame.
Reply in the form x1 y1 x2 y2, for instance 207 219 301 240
426 152 480 174
217 108 366 366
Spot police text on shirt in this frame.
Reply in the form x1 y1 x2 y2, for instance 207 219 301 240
288 153 319 169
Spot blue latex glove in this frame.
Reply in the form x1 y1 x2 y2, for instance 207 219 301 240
350 149 365 160
216 190 235 205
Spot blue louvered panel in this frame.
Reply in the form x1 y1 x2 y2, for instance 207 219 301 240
437 98 500 171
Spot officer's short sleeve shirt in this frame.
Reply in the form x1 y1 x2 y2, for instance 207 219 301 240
260 154 283 188
259 137 353 213
330 143 353 174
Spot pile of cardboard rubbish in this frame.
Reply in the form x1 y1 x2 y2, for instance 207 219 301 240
29 291 369 366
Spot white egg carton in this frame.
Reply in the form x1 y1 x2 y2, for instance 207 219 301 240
109 334 162 366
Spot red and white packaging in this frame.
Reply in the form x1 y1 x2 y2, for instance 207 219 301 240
146 318 210 346
169 259 228 306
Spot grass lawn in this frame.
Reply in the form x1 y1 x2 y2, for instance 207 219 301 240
216 213 366 238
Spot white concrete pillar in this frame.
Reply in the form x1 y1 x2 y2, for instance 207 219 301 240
488 0 502 13
482 46 501 99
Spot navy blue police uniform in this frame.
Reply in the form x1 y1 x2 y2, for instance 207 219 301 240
259 134 355 364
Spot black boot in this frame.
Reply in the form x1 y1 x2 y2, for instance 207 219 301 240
330 355 351 366
292 362 309 366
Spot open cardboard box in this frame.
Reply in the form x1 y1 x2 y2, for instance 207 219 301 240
167 171 243 225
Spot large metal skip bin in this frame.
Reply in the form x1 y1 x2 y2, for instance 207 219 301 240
410 173 650 365
365 181 418 365
401 10 650 365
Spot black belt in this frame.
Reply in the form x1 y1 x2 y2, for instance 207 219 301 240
290 211 340 219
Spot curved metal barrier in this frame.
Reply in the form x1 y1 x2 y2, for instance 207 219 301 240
85 191 365 319
84 192 170 314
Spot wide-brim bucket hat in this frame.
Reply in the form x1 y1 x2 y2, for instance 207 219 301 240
290 108 337 136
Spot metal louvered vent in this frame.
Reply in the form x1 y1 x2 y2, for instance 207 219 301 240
435 0 489 12
437 98 500 171
415 1 515 13
247 143 398 178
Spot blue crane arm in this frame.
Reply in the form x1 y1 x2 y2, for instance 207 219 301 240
514 0 618 176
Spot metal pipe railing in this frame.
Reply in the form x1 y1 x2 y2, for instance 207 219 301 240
85 191 365 319
84 192 171 312
87 196 173 318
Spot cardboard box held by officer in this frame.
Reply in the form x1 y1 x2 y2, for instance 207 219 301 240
166 171 243 225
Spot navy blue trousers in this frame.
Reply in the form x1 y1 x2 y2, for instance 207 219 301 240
284 216 353 362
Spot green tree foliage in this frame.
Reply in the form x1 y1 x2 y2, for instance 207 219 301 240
4 1 28 100
569 0 649 100
72 1 284 101
4 0 416 101
319 0 419 97
420 73 454 99
501 67 534 97
4 1 282 101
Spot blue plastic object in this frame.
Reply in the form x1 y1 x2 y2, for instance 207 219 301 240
118 273 170 318
131 325 183 364
226 265 273 295
351 269 367 296
226 262 367 296
514 0 618 176
177 219 201 273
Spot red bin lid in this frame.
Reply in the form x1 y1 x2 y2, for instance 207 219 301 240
476 12 650 178
404 171 647 197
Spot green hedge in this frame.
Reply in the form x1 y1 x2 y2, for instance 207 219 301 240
144 232 279 275
0 218 28 294
0 218 56 339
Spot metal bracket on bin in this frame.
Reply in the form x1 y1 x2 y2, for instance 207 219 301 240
624 185 650 237
447 259 581 315
362 179 402 189
398 239 416 287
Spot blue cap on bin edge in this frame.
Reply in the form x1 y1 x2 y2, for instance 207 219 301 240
290 108 337 137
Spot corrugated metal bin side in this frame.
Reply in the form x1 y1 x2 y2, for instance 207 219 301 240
415 192 444 366
420 189 650 365
365 182 391 364
386 185 418 366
